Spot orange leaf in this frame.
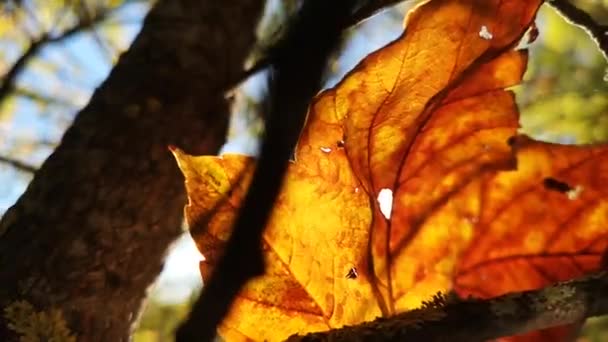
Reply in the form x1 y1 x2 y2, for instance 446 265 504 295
455 137 608 297
336 0 539 312
452 137 608 341
171 0 608 341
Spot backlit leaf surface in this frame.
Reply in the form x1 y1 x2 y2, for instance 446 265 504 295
174 0 608 340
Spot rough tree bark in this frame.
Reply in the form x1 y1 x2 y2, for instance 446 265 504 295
0 0 263 341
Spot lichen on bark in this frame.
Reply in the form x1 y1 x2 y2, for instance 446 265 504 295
4 301 75 342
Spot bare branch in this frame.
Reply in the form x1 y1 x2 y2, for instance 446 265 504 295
226 0 411 90
0 8 112 106
0 155 37 173
80 2 115 62
13 86 80 108
549 0 608 61
0 0 265 339
349 0 408 27
288 272 608 342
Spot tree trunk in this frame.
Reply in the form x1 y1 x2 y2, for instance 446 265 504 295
0 0 263 341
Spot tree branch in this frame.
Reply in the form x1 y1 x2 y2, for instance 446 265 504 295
13 86 79 109
226 0 409 90
549 0 608 61
0 155 36 173
287 271 608 342
0 9 111 106
0 0 265 339
349 0 407 26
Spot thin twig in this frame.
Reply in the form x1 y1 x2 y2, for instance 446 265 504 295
225 0 410 90
80 2 115 62
288 271 608 341
549 0 608 61
349 0 408 26
13 86 79 108
175 1 361 341
0 9 111 106
0 155 37 173
0 37 45 104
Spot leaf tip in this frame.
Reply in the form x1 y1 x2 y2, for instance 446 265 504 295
168 145 194 178
168 145 186 163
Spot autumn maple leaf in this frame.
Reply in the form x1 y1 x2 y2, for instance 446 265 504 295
173 0 608 340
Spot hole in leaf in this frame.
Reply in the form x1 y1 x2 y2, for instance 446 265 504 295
566 185 584 200
377 188 393 219
479 25 493 40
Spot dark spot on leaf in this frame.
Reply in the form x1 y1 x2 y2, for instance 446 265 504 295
345 267 358 279
507 136 517 146
543 177 573 193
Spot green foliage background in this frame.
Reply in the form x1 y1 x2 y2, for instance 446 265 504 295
518 3 608 144
134 292 198 342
